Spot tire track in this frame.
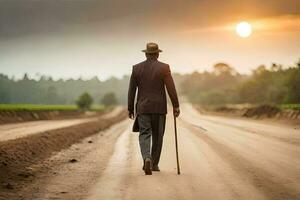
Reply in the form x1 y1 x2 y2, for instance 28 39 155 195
189 117 300 146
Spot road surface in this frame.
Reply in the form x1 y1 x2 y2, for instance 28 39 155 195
14 104 300 200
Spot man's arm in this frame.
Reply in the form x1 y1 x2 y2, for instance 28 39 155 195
128 67 137 119
163 65 180 117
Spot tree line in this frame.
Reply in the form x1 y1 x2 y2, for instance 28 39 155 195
0 58 299 106
181 59 300 105
0 74 128 105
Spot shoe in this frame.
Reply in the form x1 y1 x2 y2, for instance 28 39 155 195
152 165 160 172
144 158 152 175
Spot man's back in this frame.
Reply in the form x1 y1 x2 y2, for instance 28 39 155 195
128 57 179 115
127 42 180 175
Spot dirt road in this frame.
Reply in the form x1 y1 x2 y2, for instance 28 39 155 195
12 104 300 200
0 107 123 142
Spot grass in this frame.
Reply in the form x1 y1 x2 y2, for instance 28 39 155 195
0 104 105 111
200 103 300 111
279 104 300 110
90 104 105 111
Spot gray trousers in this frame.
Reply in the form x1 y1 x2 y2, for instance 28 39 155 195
138 114 166 167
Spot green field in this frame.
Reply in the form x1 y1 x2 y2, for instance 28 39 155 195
0 104 105 111
279 104 300 110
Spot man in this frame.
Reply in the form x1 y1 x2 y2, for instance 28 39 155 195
128 42 180 175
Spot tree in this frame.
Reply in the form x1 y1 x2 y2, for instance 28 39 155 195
271 63 282 72
101 92 118 106
284 67 300 103
45 86 58 104
253 65 267 75
213 63 237 76
76 92 93 110
0 90 10 103
22 73 29 81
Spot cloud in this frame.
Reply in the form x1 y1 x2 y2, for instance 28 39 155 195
251 15 300 33
180 14 300 35
0 0 299 39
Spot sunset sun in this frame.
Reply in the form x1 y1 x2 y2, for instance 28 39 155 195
236 21 252 38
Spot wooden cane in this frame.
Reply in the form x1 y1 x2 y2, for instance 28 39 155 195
173 115 181 175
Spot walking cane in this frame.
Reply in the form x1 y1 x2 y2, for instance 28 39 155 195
173 115 181 175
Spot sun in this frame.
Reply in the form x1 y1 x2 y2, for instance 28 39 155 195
236 21 252 38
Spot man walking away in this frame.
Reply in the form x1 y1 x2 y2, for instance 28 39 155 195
128 42 180 175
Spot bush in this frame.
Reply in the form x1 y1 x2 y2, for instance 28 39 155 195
101 92 118 106
76 92 93 110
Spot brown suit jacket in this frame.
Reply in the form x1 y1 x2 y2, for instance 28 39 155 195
128 58 179 117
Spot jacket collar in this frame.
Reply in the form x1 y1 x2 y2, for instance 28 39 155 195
146 57 158 61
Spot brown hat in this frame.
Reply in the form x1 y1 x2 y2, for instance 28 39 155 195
142 42 163 53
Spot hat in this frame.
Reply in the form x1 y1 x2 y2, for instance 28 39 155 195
142 43 162 53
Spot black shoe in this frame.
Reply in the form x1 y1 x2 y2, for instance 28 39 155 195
144 158 152 175
152 165 160 172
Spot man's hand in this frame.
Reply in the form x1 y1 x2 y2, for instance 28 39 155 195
173 107 180 117
128 111 134 119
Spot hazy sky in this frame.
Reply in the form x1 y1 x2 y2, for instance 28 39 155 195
0 0 299 80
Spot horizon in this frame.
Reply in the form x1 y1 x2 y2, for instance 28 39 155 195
1 57 299 81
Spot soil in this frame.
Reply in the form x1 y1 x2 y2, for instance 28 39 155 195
0 108 113 125
197 104 300 124
0 108 126 199
242 105 281 118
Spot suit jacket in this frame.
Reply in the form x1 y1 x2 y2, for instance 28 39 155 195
128 58 179 117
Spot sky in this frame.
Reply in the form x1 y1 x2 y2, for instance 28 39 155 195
0 0 299 80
